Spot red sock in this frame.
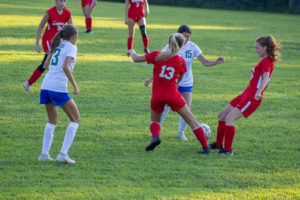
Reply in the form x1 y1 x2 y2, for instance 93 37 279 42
215 121 225 147
224 125 235 152
127 37 133 50
28 68 43 85
150 122 160 138
86 17 92 31
193 127 208 148
142 36 149 50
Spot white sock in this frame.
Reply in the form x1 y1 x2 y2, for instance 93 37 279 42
178 116 188 134
160 106 170 126
60 122 79 154
42 123 56 155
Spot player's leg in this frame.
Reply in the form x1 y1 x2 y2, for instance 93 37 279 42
146 110 163 151
137 17 149 54
83 2 95 33
127 18 135 50
159 105 170 126
56 99 80 164
177 91 192 141
24 52 48 91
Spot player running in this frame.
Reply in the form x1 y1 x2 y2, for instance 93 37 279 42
23 0 72 92
209 35 281 155
128 33 210 154
125 0 150 54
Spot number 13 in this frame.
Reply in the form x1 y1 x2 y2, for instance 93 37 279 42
159 65 175 80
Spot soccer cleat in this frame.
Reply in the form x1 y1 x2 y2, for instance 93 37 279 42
208 142 223 149
217 147 233 156
144 49 150 54
56 153 76 164
176 131 188 141
38 154 54 161
23 81 30 92
85 30 93 34
197 147 210 154
145 136 161 151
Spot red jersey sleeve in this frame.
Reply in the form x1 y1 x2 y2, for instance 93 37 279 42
261 57 273 74
145 51 160 64
64 8 72 21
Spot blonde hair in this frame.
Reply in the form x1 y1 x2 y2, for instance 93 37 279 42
256 35 281 62
155 33 185 61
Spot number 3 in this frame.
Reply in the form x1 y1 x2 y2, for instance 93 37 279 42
51 48 61 66
159 65 175 80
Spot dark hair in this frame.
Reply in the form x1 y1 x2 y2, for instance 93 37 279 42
50 24 78 55
177 24 192 34
256 35 281 62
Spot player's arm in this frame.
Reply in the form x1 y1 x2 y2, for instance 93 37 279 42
254 72 270 100
63 56 79 95
36 13 49 53
144 0 149 17
67 16 73 24
43 54 51 70
127 49 146 62
197 54 225 67
177 73 184 85
125 0 130 25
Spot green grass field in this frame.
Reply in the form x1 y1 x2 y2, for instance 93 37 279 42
0 0 300 199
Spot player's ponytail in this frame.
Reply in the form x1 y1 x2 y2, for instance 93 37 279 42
155 33 185 61
50 24 78 56
256 35 281 62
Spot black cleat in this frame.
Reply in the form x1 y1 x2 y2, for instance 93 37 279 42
144 49 150 54
217 147 233 156
85 30 93 34
145 136 161 151
197 147 210 154
208 142 223 149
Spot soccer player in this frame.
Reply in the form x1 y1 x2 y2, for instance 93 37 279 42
79 0 97 33
38 24 80 164
23 0 72 92
128 33 210 154
144 24 225 141
209 35 281 155
125 0 150 54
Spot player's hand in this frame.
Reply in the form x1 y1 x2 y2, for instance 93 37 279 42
216 56 225 64
36 44 41 53
254 92 262 100
144 79 152 87
127 49 135 57
145 11 149 17
73 87 80 95
125 18 128 25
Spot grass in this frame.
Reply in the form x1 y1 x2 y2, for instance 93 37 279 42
0 0 300 199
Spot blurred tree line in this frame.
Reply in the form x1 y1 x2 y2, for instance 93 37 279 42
100 0 300 13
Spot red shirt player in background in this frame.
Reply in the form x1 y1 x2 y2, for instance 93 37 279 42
78 0 97 33
125 0 150 54
209 35 281 155
128 33 210 154
23 0 72 92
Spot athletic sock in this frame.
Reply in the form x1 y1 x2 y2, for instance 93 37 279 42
127 37 133 50
28 68 43 85
142 36 149 50
215 121 225 147
42 123 56 155
86 17 92 31
193 127 208 148
60 122 79 154
178 116 188 133
150 122 160 138
224 125 235 152
159 106 170 126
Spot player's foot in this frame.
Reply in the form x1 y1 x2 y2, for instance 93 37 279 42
23 81 30 92
85 30 93 34
208 142 223 149
38 154 53 161
217 148 233 156
56 153 75 164
177 131 188 141
145 136 161 151
144 49 150 54
197 147 210 154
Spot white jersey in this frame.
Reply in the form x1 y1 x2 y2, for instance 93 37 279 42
164 41 202 87
41 40 77 93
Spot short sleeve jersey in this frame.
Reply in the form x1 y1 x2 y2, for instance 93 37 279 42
129 0 145 16
163 41 202 87
41 40 77 93
145 51 187 99
42 6 72 46
243 56 274 97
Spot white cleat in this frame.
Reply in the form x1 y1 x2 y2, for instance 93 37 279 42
177 132 188 141
23 81 30 92
56 153 75 164
38 154 54 161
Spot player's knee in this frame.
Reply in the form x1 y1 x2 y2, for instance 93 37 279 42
72 116 81 124
218 112 225 121
37 64 45 73
139 25 147 37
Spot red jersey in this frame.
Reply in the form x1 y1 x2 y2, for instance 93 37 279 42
243 56 274 98
145 51 187 99
42 6 71 51
129 0 145 16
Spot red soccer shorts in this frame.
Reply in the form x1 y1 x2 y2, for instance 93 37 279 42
81 0 96 8
151 95 186 114
42 38 51 52
128 12 144 23
230 94 262 118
